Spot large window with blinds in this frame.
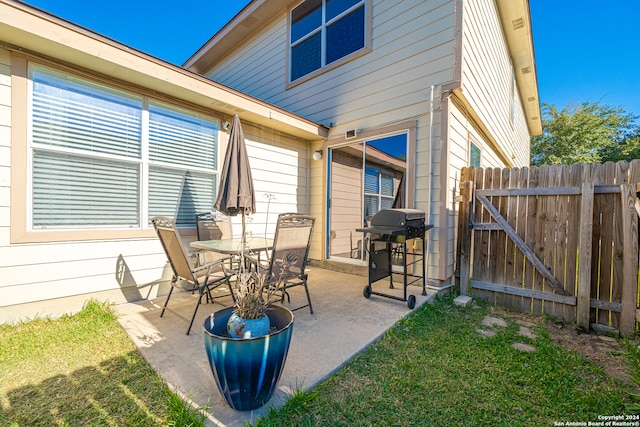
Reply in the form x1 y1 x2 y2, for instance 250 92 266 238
30 66 218 230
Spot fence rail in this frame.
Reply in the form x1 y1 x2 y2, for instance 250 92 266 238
456 161 640 335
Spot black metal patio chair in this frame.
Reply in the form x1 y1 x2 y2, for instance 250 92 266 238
251 213 315 313
151 216 235 334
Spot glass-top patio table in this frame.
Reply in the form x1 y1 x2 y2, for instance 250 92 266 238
191 237 274 273
190 237 273 255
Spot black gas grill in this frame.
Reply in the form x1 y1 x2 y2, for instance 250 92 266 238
356 209 433 309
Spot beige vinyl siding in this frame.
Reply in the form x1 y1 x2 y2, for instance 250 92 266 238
0 118 311 322
237 123 311 239
447 100 503 279
450 101 504 170
510 89 531 165
414 97 443 281
330 160 363 257
205 0 457 283
0 50 170 312
460 0 531 167
206 0 456 129
0 50 312 322
0 48 10 246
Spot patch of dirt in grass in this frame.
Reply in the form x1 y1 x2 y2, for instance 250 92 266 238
487 306 636 388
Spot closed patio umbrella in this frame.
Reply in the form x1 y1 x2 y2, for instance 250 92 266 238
215 114 256 217
214 115 256 254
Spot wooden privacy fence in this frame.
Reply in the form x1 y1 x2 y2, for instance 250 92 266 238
456 161 640 336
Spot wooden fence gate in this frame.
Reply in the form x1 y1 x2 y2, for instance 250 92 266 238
456 161 640 336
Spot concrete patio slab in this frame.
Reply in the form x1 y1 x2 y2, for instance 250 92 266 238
116 267 438 427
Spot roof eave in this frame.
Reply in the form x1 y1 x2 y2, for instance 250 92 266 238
0 0 327 140
183 0 289 74
496 0 542 136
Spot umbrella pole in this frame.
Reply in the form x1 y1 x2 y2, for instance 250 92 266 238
241 209 246 274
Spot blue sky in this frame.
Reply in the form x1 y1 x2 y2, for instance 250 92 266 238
24 0 640 118
530 0 640 118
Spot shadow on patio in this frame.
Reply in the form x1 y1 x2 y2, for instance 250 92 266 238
116 266 438 427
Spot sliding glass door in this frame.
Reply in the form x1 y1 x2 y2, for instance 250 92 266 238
327 133 407 262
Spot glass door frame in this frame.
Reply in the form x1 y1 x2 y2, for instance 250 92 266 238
325 129 411 264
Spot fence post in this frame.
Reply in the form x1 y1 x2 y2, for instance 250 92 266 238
458 180 474 296
620 184 638 336
577 182 594 331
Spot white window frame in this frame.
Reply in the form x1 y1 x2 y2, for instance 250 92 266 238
288 0 369 85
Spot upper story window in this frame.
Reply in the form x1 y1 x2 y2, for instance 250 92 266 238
29 65 218 230
290 0 366 82
469 142 481 168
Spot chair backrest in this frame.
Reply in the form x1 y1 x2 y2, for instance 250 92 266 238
268 213 315 282
196 212 232 240
151 216 194 281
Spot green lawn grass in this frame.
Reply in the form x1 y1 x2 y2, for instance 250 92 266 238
1 296 638 427
254 295 640 426
0 300 207 427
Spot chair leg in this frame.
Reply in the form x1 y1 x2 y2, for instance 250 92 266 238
160 279 177 318
226 277 237 305
187 287 206 335
302 275 313 314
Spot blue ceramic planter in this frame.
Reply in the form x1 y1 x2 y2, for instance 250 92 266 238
203 305 294 411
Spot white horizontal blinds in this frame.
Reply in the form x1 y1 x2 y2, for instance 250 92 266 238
149 104 216 169
364 166 394 216
31 67 142 158
31 67 142 229
364 166 379 217
148 104 217 225
148 168 217 225
33 151 140 227
29 65 219 230
380 173 394 210
175 171 217 225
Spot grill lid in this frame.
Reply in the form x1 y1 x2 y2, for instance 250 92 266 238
370 209 425 227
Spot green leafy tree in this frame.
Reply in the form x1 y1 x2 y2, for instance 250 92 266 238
531 102 640 166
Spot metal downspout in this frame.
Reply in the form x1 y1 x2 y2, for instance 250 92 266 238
426 85 437 290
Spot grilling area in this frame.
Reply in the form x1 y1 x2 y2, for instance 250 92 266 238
357 209 434 309
116 265 438 426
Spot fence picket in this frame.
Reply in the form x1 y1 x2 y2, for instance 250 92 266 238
542 165 559 315
620 183 639 335
590 163 605 325
489 169 503 297
612 161 629 327
599 162 616 326
523 166 539 314
458 160 640 335
577 182 594 330
532 166 549 315
553 165 570 319
472 168 491 302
